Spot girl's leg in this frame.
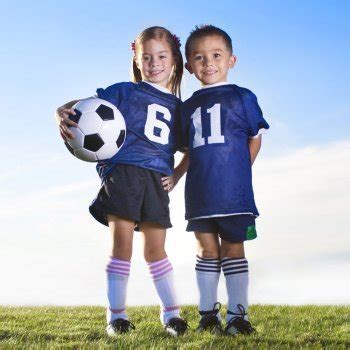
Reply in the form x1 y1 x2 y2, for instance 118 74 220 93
139 222 180 325
106 214 134 324
195 233 221 313
220 241 250 322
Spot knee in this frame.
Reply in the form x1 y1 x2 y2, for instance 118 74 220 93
112 241 133 261
144 246 166 263
197 246 220 259
220 242 245 259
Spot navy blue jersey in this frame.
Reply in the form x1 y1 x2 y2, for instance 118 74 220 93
96 82 181 180
181 84 269 220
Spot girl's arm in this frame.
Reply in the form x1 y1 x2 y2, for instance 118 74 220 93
249 135 262 165
162 152 189 192
55 97 93 140
173 151 189 183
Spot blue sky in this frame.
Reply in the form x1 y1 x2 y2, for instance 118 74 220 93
0 1 349 306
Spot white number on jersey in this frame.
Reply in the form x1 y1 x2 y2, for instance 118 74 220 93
144 103 171 145
191 103 225 148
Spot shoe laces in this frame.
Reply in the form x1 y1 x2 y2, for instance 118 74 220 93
226 304 254 333
199 302 222 328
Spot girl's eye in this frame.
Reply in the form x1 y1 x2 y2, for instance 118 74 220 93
214 53 221 58
142 56 150 61
160 55 167 59
194 56 202 61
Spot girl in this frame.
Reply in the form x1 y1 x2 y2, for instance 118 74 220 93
56 26 187 337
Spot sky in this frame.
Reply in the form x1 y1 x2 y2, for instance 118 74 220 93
0 0 349 307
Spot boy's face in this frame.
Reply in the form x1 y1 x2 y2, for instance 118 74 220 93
186 35 236 85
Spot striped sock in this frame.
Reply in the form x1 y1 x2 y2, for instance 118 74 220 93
148 257 180 325
221 257 249 321
195 255 221 316
106 256 131 323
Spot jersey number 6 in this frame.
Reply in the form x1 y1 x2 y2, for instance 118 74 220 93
191 103 225 148
144 103 171 145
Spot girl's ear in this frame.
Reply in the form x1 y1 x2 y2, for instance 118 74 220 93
228 55 237 68
185 62 193 74
134 56 141 70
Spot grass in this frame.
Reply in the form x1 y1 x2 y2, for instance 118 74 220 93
0 305 349 349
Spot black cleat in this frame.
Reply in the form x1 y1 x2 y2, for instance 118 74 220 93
224 304 255 336
196 302 223 334
164 317 188 336
106 318 135 336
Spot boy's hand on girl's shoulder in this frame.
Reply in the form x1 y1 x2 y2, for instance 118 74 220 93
55 106 78 140
162 175 177 192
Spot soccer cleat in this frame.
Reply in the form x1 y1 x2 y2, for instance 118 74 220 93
224 304 255 336
106 318 135 336
164 317 188 336
196 302 223 334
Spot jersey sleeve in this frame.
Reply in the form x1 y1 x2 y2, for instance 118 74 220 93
96 82 133 108
241 89 269 138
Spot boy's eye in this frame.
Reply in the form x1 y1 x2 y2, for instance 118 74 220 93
214 53 221 58
194 55 203 61
160 55 167 59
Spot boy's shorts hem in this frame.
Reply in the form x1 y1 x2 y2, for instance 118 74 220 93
186 214 257 243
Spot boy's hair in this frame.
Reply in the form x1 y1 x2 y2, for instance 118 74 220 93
132 26 183 98
185 25 233 59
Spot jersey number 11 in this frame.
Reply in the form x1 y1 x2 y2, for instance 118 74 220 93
191 103 225 148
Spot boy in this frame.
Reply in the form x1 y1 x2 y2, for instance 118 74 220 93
177 25 269 335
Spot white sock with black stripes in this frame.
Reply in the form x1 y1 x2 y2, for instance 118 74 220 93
221 257 249 321
195 255 221 316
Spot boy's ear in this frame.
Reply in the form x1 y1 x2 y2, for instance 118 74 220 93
229 55 237 69
185 62 193 74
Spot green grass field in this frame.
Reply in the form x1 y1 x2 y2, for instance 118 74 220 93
0 305 349 349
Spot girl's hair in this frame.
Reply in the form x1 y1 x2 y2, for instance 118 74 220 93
131 26 183 98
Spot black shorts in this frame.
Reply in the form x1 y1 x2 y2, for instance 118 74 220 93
89 164 171 229
186 215 257 243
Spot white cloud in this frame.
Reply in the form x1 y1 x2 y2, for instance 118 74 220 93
0 140 349 306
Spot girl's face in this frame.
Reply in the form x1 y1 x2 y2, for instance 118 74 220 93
135 39 174 88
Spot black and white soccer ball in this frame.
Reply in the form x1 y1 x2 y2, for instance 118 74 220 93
64 98 126 162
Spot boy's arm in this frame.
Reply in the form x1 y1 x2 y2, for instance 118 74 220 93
249 135 262 165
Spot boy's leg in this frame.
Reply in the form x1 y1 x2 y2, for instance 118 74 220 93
106 214 134 333
140 223 181 325
220 241 248 318
195 232 221 313
220 240 254 334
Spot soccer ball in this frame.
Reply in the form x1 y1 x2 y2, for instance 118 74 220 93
64 98 126 162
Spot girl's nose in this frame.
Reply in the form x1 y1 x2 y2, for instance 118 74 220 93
150 58 159 67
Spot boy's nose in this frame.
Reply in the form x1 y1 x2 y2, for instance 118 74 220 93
204 57 213 66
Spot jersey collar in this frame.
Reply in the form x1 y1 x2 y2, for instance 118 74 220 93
201 82 231 89
142 81 172 94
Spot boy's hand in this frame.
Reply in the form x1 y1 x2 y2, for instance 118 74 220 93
55 106 78 140
162 175 177 192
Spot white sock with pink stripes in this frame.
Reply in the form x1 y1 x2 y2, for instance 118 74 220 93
106 256 131 323
148 257 180 325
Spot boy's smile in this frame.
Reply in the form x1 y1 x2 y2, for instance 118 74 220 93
186 35 236 85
